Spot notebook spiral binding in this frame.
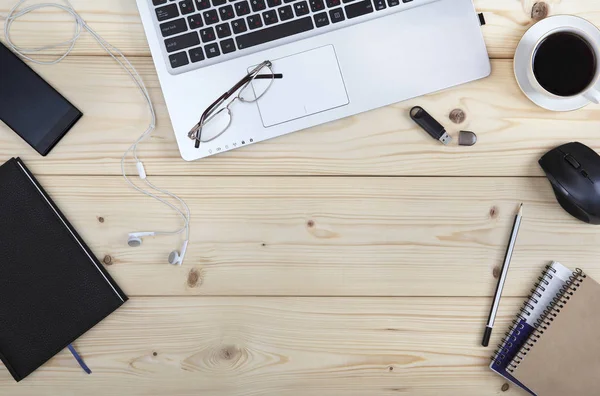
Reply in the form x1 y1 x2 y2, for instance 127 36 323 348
506 268 586 373
490 264 557 366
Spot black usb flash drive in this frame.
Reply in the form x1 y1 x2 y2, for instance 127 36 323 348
409 106 452 145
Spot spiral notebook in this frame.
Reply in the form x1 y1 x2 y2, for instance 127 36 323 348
506 269 600 396
490 262 573 395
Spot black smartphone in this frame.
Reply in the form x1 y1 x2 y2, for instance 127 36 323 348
0 43 82 156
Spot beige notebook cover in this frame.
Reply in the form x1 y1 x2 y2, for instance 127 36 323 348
509 271 600 396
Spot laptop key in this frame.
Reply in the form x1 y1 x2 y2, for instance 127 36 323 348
262 9 278 25
313 12 329 27
402 0 412 2
164 31 200 52
212 0 227 5
345 0 373 18
195 0 211 9
160 18 188 36
156 4 179 21
267 0 282 6
231 18 248 33
153 0 168 5
374 0 385 10
216 23 232 37
326 0 340 6
310 0 325 11
235 1 251 15
189 47 205 62
387 0 399 5
294 1 309 16
205 43 221 58
200 26 217 42
220 38 236 54
236 16 313 49
278 5 293 20
179 0 196 14
203 9 220 24
219 5 235 20
247 14 263 29
329 7 344 22
283 0 295 3
169 51 189 67
188 13 204 28
250 0 266 12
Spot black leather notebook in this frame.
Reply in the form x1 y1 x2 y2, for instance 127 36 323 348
0 158 127 381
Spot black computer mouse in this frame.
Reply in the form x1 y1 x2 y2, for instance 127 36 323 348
539 142 600 224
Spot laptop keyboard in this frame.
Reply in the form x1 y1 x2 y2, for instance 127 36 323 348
151 0 416 71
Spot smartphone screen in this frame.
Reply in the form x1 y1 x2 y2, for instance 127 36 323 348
0 43 82 156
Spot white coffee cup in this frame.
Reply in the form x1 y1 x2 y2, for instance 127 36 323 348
514 15 600 111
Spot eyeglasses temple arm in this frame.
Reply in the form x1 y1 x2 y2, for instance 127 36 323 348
255 73 283 79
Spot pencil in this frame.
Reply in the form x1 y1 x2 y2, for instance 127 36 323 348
482 203 523 347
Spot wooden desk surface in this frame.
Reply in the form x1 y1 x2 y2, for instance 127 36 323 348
1 0 599 394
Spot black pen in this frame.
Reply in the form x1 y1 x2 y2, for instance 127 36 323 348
482 203 523 347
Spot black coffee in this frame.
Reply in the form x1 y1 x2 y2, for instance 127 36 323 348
533 32 597 97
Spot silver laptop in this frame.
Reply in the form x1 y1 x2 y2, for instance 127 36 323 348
136 0 490 161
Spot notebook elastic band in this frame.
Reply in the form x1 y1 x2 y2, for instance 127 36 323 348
67 344 92 374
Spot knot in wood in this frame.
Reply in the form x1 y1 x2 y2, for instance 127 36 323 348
449 109 466 124
531 2 549 21
187 268 202 288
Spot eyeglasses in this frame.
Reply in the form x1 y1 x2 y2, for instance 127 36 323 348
187 60 283 148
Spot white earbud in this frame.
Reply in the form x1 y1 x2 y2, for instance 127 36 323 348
127 232 156 247
168 240 188 266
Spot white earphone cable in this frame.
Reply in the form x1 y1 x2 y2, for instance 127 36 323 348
1 0 190 240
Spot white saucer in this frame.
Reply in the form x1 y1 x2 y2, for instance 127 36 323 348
514 15 600 112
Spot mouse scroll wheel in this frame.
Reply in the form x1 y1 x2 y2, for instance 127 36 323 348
565 154 581 169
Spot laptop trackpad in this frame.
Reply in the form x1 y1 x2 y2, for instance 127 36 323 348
253 45 349 127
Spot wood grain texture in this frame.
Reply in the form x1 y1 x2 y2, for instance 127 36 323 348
0 2 596 393
38 175 600 297
0 297 526 395
1 0 600 59
2 58 600 176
